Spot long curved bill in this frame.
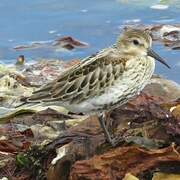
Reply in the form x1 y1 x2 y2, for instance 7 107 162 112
147 48 170 69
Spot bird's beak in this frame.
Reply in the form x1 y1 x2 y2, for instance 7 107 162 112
147 48 170 69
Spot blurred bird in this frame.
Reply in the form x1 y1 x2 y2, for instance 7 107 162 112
17 28 170 146
16 55 25 66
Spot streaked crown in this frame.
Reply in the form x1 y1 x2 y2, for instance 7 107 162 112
116 28 152 56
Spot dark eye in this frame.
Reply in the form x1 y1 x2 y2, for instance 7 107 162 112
133 39 139 45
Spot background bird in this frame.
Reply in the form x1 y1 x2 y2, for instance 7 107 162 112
17 28 170 146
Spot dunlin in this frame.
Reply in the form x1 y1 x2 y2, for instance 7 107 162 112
19 29 170 146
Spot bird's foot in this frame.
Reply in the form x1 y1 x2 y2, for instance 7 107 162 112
107 136 122 147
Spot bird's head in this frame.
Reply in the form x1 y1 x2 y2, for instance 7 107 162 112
117 28 170 68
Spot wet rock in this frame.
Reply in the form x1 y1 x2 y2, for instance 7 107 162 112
0 107 85 157
22 59 80 86
0 74 34 107
13 36 88 51
22 60 66 86
144 75 180 101
69 146 180 180
149 24 180 49
149 24 180 43
0 58 179 179
52 36 88 50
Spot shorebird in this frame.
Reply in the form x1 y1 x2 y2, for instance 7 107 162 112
18 28 170 146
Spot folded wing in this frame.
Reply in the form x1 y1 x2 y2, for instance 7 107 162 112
27 48 126 104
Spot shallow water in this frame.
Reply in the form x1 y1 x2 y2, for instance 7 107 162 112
0 0 180 83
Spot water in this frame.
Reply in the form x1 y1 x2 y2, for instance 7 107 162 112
0 0 179 83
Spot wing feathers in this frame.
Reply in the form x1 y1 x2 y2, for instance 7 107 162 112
27 48 126 104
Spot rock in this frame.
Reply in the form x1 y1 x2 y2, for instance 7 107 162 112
0 74 34 108
152 172 180 180
13 36 88 51
52 36 88 50
0 58 180 179
144 75 180 101
69 146 180 180
30 124 61 142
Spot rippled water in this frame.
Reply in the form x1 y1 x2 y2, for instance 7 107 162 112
0 0 179 82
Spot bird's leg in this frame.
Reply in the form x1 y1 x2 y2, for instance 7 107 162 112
98 112 118 147
103 111 112 129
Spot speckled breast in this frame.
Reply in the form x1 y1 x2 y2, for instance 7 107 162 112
86 56 155 112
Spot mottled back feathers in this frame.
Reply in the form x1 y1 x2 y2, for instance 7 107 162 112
27 48 126 104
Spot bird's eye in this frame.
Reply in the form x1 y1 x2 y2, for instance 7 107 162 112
133 39 139 45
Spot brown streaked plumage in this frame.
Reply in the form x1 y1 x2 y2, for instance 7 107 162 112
28 49 127 105
18 28 170 146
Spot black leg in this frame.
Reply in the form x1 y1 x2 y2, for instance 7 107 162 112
98 112 118 147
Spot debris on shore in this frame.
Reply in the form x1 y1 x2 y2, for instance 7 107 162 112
0 24 180 180
13 36 88 51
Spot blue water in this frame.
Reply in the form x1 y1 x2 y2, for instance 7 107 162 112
0 0 179 83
